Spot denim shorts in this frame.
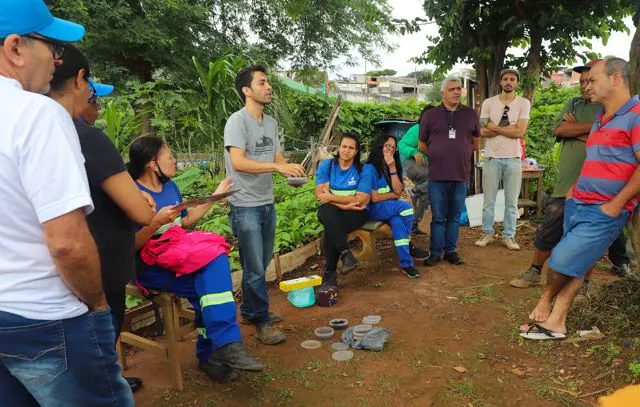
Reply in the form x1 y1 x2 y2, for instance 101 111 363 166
548 199 630 278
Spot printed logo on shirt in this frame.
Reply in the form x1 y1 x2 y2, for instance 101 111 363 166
348 176 356 186
255 135 274 154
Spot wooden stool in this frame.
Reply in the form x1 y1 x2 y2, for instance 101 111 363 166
519 169 545 219
347 221 392 265
116 284 196 390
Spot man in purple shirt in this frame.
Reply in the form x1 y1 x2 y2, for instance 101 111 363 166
419 77 480 266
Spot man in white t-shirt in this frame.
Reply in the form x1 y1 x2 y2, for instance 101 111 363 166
0 1 133 405
475 69 531 251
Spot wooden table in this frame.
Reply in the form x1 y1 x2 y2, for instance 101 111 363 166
519 169 545 219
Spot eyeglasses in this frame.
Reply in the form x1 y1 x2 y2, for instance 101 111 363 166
383 143 397 151
23 35 65 60
87 80 97 101
498 105 510 126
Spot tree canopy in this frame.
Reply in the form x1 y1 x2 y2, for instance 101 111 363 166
49 0 396 86
414 0 635 101
366 69 398 77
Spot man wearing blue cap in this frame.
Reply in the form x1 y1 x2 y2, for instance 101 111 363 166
0 1 134 406
80 79 113 125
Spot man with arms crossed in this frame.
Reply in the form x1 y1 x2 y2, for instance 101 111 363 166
475 69 530 251
521 58 639 340
225 65 305 345
0 0 133 405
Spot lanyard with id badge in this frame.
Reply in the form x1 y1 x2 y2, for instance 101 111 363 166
447 109 456 139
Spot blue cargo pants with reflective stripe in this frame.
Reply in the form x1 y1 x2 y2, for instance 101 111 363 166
367 199 414 268
137 254 242 364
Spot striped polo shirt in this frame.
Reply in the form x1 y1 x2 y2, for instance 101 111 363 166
573 95 640 212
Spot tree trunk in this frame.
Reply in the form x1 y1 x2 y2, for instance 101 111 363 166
130 61 154 136
522 29 542 102
487 40 508 97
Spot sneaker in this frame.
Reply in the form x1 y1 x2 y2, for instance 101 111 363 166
199 361 238 382
409 243 430 261
474 234 494 247
241 311 284 325
503 237 520 250
443 252 464 265
209 342 264 371
125 376 143 393
412 226 427 236
510 266 542 288
401 266 422 279
611 263 631 278
340 250 359 274
424 254 441 267
256 323 286 345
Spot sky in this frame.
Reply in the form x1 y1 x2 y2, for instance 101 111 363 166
330 0 636 79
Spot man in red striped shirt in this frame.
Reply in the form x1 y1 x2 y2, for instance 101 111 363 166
520 58 640 340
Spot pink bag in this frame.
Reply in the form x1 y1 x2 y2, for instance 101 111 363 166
140 225 230 275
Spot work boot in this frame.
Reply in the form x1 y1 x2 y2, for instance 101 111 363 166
503 237 520 250
210 342 264 371
510 266 542 288
401 266 422 279
474 234 494 247
409 243 430 261
443 252 464 265
424 254 441 267
199 361 238 383
241 311 284 325
611 263 631 278
256 323 286 345
340 249 359 274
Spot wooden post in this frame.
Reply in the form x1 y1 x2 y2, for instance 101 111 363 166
116 338 127 370
160 293 184 391
273 253 282 282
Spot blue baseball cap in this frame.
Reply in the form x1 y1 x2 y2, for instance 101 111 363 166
89 80 114 97
0 0 85 42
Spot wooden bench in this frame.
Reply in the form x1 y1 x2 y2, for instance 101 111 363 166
346 220 392 265
116 284 196 390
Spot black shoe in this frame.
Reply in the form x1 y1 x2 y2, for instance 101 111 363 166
125 376 142 393
241 311 283 325
199 361 238 382
340 250 359 274
401 266 422 279
412 226 427 236
611 263 631 277
409 243 430 261
209 342 264 371
443 252 464 265
424 254 440 267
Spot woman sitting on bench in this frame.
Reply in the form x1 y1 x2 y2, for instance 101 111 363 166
362 135 430 279
316 132 371 289
127 136 261 383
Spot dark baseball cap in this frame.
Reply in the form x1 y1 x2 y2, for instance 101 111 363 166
573 59 604 73
500 68 520 80
51 45 91 88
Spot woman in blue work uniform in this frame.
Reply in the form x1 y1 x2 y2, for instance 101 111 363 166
363 135 430 278
316 133 371 289
127 136 261 383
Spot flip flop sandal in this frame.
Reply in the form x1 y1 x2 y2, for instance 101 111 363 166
519 321 538 333
519 323 567 341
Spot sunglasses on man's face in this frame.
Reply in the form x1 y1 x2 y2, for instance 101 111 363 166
498 105 510 126
23 35 65 60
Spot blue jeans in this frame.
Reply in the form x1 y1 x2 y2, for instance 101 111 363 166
230 204 276 327
481 157 522 238
428 181 468 257
0 309 133 407
138 255 243 364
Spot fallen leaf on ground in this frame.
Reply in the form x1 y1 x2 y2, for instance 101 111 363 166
511 368 525 377
453 366 467 373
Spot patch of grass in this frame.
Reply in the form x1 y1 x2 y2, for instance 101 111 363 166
482 286 501 302
375 373 396 396
586 342 622 365
522 339 554 357
459 292 481 304
505 302 518 317
449 378 495 407
630 361 640 380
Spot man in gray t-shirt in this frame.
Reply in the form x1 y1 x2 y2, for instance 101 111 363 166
224 65 305 346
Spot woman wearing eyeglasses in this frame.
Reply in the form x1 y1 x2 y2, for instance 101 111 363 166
362 135 430 279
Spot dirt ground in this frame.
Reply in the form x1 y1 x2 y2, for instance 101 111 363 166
128 221 634 407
